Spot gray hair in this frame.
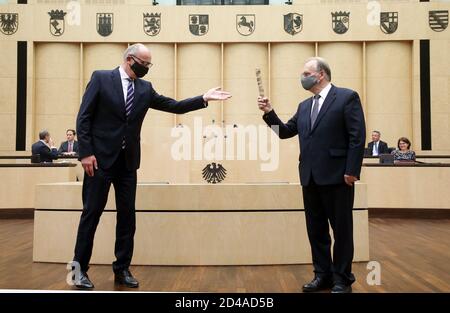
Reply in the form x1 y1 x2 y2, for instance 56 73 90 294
39 130 49 140
372 130 381 136
305 57 332 81
123 43 147 61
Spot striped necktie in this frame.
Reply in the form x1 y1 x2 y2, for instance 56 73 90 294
125 78 134 117
122 78 134 149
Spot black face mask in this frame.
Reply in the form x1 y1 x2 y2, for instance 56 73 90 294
130 59 149 78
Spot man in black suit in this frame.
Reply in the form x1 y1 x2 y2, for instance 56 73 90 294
31 130 59 163
72 43 231 289
58 129 79 155
366 130 389 156
258 57 365 293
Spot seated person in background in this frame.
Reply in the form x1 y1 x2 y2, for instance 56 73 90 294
58 129 79 155
366 130 389 156
391 137 416 161
31 130 58 163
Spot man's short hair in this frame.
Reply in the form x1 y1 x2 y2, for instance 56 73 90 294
66 129 76 136
123 43 147 61
372 130 381 136
39 130 49 140
305 57 332 81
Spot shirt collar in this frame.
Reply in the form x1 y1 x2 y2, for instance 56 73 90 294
318 82 332 100
119 65 132 81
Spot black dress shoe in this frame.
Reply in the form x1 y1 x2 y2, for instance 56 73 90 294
114 269 139 288
331 283 352 293
302 277 333 292
74 271 94 289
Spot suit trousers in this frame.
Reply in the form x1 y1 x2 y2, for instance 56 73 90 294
302 177 356 285
73 150 137 273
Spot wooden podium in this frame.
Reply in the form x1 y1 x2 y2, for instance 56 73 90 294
33 183 369 265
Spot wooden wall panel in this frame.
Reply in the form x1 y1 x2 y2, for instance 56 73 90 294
0 41 17 151
34 43 80 146
366 41 412 149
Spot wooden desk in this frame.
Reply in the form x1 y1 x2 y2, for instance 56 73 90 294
33 183 369 266
361 163 450 209
363 163 450 167
0 163 77 209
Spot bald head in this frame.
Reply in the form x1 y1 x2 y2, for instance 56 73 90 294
122 43 152 79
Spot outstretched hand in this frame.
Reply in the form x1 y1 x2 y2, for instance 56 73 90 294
203 87 232 102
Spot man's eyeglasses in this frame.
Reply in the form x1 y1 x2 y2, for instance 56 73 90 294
130 55 153 68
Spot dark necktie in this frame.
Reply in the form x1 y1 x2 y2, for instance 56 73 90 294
310 94 321 128
125 78 134 117
122 78 134 149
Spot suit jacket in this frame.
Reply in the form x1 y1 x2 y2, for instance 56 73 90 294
31 141 59 163
76 67 206 170
263 85 366 186
367 140 389 156
58 140 79 154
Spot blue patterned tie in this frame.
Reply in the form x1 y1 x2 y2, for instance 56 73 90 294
122 78 134 149
125 78 134 117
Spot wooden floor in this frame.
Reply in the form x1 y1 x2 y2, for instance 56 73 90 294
0 218 449 292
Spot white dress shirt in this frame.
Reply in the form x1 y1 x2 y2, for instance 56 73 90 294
119 66 134 104
311 82 332 116
372 141 379 156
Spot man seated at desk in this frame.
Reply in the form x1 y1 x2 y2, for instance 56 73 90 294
31 130 58 163
391 137 416 162
366 130 389 156
58 129 79 156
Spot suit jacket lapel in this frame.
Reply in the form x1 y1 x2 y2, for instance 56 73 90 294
310 85 337 133
111 68 126 115
305 97 313 133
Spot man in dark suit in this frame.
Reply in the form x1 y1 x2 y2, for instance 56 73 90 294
366 130 389 156
58 129 79 155
31 130 59 163
72 43 231 289
258 57 366 293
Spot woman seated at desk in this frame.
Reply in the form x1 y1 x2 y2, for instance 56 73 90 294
391 137 416 161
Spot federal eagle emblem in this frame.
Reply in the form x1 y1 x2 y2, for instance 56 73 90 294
0 13 18 35
202 163 227 184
